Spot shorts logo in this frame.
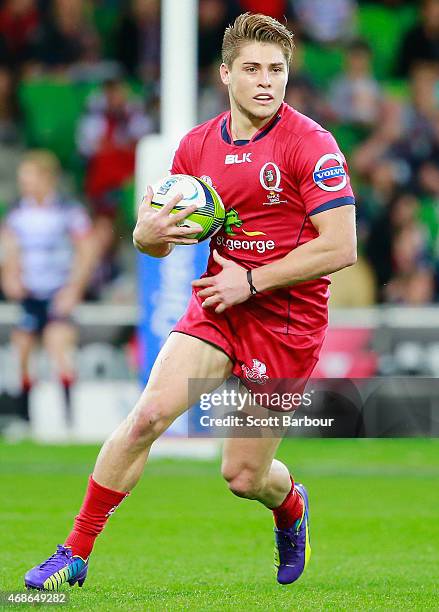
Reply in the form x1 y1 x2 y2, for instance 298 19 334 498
313 153 347 192
241 359 269 384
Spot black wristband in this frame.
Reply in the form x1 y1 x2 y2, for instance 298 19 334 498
247 269 259 295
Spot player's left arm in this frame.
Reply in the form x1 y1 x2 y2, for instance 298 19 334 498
252 204 357 291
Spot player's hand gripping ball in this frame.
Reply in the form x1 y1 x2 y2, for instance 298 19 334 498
151 174 225 242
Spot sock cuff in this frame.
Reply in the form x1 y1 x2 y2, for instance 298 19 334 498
272 476 295 511
272 476 303 528
89 475 130 504
60 374 76 387
22 376 33 392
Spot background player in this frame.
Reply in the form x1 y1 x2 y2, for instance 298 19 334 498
0 150 95 433
24 13 356 590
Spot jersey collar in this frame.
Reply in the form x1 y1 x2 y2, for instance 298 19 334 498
21 192 59 209
221 102 285 146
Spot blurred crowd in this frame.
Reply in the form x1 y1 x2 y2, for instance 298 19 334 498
0 0 439 306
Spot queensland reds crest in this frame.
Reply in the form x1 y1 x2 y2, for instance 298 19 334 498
259 162 286 206
260 162 282 192
313 153 347 192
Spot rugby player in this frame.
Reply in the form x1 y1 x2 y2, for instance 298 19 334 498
1 150 94 432
25 13 356 590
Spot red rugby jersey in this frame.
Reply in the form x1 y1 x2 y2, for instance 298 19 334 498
171 102 355 334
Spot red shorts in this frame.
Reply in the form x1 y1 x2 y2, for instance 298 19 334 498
173 290 326 392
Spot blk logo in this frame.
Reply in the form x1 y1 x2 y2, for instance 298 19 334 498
225 153 252 165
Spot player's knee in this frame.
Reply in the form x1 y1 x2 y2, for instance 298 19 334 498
127 401 170 445
222 466 264 500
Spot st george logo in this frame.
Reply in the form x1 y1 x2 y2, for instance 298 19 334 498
224 208 266 237
225 153 252 165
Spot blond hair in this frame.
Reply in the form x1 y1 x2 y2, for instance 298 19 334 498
222 13 294 67
21 149 61 179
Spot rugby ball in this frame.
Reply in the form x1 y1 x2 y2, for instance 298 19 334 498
150 174 225 242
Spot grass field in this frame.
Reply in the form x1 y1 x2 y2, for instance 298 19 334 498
1 438 438 611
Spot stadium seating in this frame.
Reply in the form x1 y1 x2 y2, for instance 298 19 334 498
18 79 96 168
357 4 418 80
301 43 344 90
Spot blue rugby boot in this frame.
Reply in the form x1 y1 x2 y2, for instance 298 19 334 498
25 545 88 591
274 483 311 585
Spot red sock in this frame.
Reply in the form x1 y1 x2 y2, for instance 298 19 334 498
22 375 33 393
272 478 304 530
19 375 33 421
65 475 129 559
60 373 75 387
60 374 75 424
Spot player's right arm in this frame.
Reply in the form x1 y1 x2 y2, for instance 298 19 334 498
132 185 202 258
0 225 26 300
133 134 201 258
